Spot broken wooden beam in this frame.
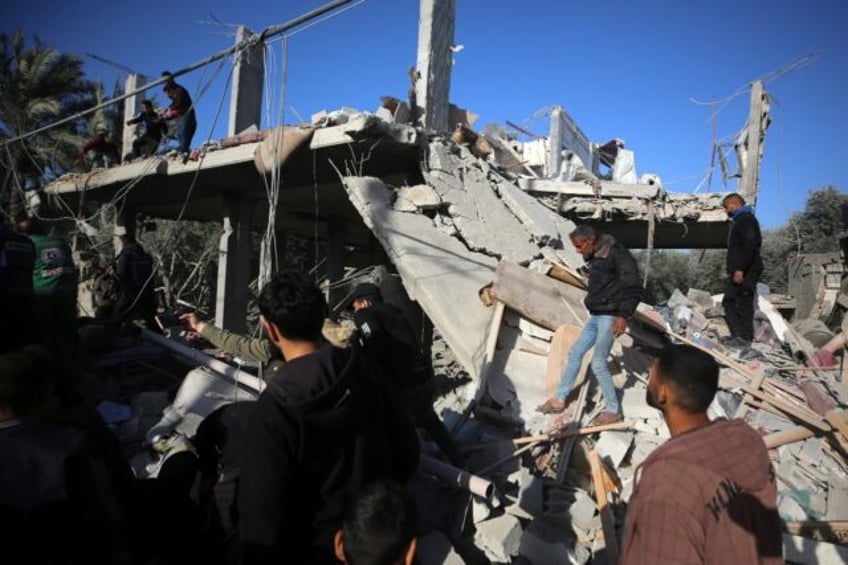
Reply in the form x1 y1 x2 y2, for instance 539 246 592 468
589 449 621 565
460 421 630 453
762 426 816 449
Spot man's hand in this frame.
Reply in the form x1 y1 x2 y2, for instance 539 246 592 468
180 312 206 334
732 270 745 284
614 316 628 337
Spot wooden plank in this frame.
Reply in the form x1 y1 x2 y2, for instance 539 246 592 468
545 325 584 398
452 301 505 434
763 426 816 449
825 409 848 442
555 377 589 484
546 263 588 290
784 521 848 546
589 450 621 565
735 365 767 420
493 261 586 331
460 421 631 453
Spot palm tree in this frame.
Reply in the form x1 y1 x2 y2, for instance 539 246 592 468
0 30 96 214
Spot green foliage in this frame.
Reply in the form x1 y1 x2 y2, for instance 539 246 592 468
0 30 97 214
139 219 222 312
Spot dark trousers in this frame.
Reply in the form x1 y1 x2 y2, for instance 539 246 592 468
723 273 758 341
176 110 197 154
404 381 463 467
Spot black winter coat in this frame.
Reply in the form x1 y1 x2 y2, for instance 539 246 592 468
725 209 763 276
583 234 642 318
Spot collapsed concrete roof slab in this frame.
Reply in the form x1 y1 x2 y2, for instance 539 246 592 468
424 142 542 265
341 175 497 378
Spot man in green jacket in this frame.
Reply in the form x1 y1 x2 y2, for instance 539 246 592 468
17 216 77 365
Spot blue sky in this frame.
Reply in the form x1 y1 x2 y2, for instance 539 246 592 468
3 0 846 230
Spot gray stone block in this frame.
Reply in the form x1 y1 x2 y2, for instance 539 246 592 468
474 513 523 563
595 431 634 468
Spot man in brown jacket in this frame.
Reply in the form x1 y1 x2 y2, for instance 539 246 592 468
622 343 782 564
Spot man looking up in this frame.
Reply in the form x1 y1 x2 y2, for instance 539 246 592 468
238 271 419 564
621 343 781 564
721 193 763 347
537 225 642 425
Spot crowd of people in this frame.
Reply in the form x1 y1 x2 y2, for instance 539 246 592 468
0 204 787 563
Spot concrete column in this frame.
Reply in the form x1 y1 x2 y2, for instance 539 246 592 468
122 74 148 158
228 26 265 136
738 80 767 209
548 107 564 178
415 0 456 132
326 215 347 312
215 193 253 333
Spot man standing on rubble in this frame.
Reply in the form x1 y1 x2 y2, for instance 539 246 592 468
537 225 641 426
238 271 419 563
721 193 763 347
621 343 782 564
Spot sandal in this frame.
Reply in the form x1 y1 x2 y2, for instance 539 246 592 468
536 398 566 414
590 411 624 426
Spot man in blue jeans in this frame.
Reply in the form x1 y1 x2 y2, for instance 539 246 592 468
537 225 642 426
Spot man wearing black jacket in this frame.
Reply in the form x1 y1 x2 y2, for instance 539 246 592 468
537 225 642 425
238 271 419 564
350 283 462 466
721 193 763 346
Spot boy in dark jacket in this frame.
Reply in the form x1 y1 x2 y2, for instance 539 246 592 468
126 99 167 161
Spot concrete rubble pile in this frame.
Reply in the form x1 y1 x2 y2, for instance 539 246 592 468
69 103 846 562
328 119 845 561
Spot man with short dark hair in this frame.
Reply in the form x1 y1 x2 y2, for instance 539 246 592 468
537 225 642 425
238 271 419 563
621 343 782 564
721 193 763 347
333 480 417 565
160 72 197 161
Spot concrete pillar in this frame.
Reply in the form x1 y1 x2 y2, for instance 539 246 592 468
228 26 265 136
415 0 456 132
548 107 564 178
215 193 253 333
738 80 767 209
123 74 148 158
326 215 347 311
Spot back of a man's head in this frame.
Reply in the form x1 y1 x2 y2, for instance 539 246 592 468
258 270 326 342
653 343 719 413
337 480 417 565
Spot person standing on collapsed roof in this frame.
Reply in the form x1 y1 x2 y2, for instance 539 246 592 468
160 71 197 162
